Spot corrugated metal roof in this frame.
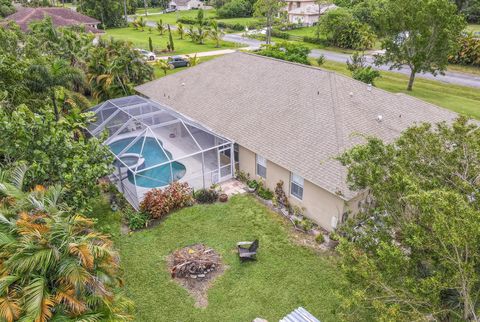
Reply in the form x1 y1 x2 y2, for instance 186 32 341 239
280 307 320 322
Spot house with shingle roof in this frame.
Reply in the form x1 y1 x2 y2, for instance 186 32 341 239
3 7 102 33
134 52 457 231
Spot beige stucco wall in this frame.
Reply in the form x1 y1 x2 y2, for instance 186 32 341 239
238 145 346 231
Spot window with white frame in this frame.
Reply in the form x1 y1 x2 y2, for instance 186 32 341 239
290 172 304 200
256 154 267 178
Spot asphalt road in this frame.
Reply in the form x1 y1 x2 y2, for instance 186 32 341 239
126 21 480 88
223 34 480 88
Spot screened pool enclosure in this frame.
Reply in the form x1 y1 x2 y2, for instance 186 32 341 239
88 96 234 208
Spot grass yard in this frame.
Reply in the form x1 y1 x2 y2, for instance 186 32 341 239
216 16 264 26
315 59 480 119
467 24 480 33
152 55 220 78
95 195 343 322
103 27 239 55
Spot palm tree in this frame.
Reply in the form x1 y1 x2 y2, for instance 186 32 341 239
209 21 224 48
156 59 173 76
136 16 147 31
177 22 185 39
186 54 200 66
0 164 133 322
26 59 85 122
156 19 165 35
196 25 209 45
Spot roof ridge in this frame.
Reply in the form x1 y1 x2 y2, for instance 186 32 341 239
327 73 347 196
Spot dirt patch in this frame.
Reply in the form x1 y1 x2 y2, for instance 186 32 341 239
167 245 227 308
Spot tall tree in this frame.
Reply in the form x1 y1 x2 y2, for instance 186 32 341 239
77 0 127 28
253 0 283 44
0 105 113 210
375 0 465 91
26 59 85 121
337 117 480 321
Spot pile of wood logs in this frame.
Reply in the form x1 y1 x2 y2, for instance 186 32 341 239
170 244 220 279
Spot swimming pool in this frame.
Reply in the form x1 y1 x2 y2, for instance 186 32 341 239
109 137 186 188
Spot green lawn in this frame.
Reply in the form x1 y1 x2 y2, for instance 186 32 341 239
316 59 480 119
95 195 343 322
102 27 239 55
216 16 264 26
467 24 480 33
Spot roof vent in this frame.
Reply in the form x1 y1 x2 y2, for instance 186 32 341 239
349 92 354 98
181 82 185 86
367 84 372 92
376 115 383 122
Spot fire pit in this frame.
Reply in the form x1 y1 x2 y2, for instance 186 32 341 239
170 244 220 279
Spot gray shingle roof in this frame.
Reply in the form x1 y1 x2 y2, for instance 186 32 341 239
135 52 458 200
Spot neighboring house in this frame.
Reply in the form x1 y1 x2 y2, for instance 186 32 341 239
3 7 102 33
168 0 207 11
284 1 337 25
134 52 457 231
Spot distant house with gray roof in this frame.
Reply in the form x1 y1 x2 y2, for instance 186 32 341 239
134 52 457 231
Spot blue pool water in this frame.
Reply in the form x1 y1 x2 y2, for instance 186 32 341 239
109 137 186 188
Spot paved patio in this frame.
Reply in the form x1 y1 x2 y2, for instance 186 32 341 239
219 179 247 196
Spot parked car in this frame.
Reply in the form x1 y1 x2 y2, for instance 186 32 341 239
168 56 190 68
135 49 156 61
164 7 177 13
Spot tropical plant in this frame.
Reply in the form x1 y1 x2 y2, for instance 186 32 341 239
156 19 165 35
135 16 147 31
25 58 85 121
156 59 173 76
124 207 149 230
209 20 225 48
140 182 193 220
449 32 480 67
87 38 153 100
177 22 185 39
186 53 200 66
0 175 133 321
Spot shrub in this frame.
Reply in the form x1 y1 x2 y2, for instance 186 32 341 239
347 52 380 85
315 234 325 244
217 0 253 18
448 34 480 67
271 28 290 39
316 54 326 66
124 208 149 230
194 188 219 204
257 42 311 65
318 7 376 50
329 231 340 241
274 180 289 208
257 186 274 200
140 182 193 219
247 179 258 189
235 170 250 182
303 36 327 45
